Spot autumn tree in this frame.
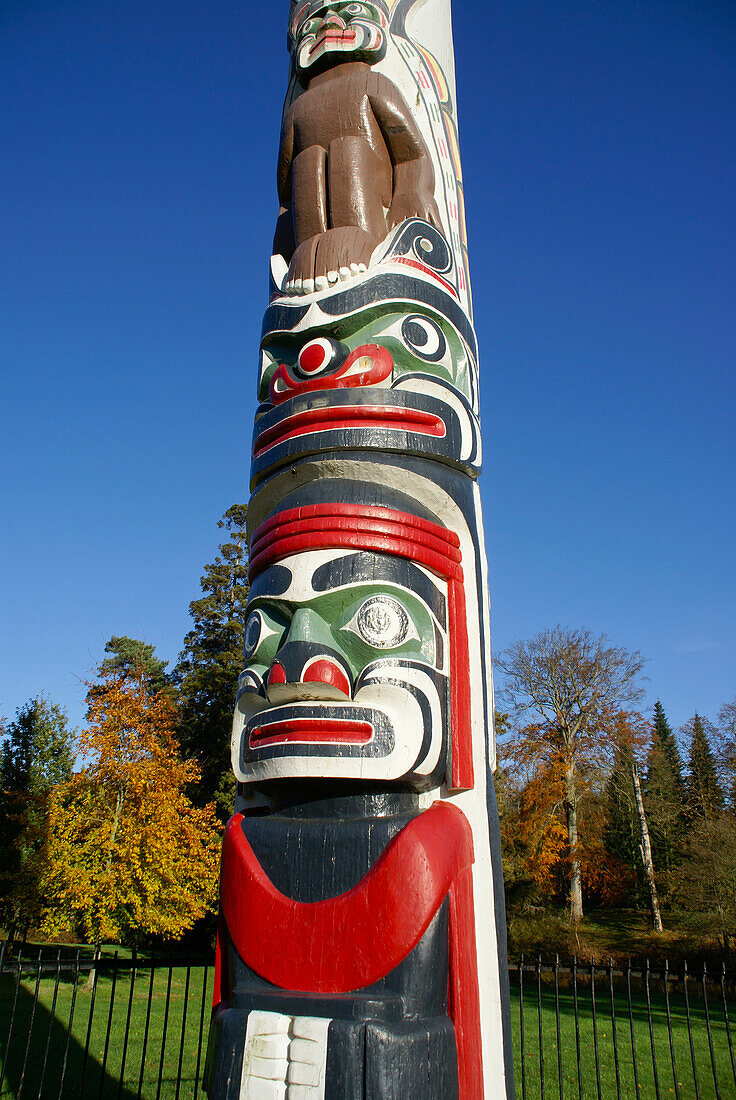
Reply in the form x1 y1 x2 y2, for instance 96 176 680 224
173 504 249 819
0 696 74 937
495 627 646 923
684 713 724 823
41 664 220 947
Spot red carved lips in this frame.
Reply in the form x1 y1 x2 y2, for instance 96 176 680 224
249 718 374 749
309 28 357 55
253 405 446 458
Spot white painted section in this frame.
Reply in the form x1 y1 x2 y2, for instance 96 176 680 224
240 1012 331 1100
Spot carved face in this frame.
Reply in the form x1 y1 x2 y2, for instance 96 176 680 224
290 1 389 77
252 300 480 482
231 547 450 790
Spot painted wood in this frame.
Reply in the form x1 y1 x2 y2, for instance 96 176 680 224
205 3 515 1098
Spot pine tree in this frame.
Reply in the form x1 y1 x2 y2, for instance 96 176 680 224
644 701 687 879
173 505 249 820
604 738 643 900
87 635 171 714
0 696 74 936
685 713 725 823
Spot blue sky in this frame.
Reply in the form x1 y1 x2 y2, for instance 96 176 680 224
1 0 734 740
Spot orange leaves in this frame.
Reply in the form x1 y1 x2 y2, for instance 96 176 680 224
41 667 221 946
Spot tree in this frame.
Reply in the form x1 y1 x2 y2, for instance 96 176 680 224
41 666 220 947
670 815 736 955
644 701 687 882
684 713 724 823
495 627 646 922
715 698 736 807
173 505 249 819
0 696 74 936
87 635 171 713
604 725 645 901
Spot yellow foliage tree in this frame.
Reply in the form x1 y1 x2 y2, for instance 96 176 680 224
41 668 221 946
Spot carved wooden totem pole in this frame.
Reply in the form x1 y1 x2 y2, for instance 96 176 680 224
206 2 514 1097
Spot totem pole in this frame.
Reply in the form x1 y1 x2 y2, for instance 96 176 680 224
206 2 514 1097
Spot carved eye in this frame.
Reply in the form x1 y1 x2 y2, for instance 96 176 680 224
243 610 282 661
243 611 265 660
347 596 416 649
345 4 366 13
295 337 347 379
400 315 448 363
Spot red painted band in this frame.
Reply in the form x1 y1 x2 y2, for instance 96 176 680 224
249 530 463 584
449 867 484 1100
392 256 460 299
449 577 474 790
252 503 461 550
220 801 473 994
253 405 446 458
250 517 462 567
249 718 373 748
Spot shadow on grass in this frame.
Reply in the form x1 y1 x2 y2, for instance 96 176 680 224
1 977 138 1099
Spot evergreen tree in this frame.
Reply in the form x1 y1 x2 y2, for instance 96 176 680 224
644 701 687 879
173 505 249 820
87 635 171 714
685 713 725 823
0 696 74 936
604 738 644 901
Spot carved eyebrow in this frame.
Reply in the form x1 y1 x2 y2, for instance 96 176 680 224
311 553 447 629
248 565 293 600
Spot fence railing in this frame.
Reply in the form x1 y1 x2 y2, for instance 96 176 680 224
511 956 736 1100
2 944 735 1098
0 945 212 1099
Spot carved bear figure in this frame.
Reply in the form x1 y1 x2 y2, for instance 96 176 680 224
274 1 442 294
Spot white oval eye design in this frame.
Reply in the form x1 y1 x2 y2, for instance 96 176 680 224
346 3 367 13
346 596 418 649
243 610 279 661
401 315 447 363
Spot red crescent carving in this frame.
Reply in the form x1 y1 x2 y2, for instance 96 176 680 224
220 800 473 995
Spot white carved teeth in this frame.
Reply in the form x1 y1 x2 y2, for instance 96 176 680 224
302 277 315 293
315 275 329 291
327 269 339 284
358 262 367 273
349 262 360 275
338 266 351 281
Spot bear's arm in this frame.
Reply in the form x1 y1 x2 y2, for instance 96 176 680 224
273 113 296 260
367 72 443 232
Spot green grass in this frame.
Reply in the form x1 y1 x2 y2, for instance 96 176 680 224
510 968 736 1099
2 953 735 1098
0 959 213 1099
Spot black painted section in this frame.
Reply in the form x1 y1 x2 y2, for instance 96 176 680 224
206 798 460 1097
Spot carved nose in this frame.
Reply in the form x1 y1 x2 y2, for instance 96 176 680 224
266 653 352 702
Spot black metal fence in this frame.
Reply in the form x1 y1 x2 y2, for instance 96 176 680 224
2 944 735 1098
512 956 736 1100
0 945 212 1099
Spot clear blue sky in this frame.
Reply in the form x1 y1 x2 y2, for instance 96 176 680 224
2 0 734 739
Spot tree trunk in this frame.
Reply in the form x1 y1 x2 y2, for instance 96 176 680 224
565 765 583 923
631 762 664 932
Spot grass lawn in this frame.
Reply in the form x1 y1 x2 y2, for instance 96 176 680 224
2 950 736 1098
0 954 213 1099
510 965 736 1100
